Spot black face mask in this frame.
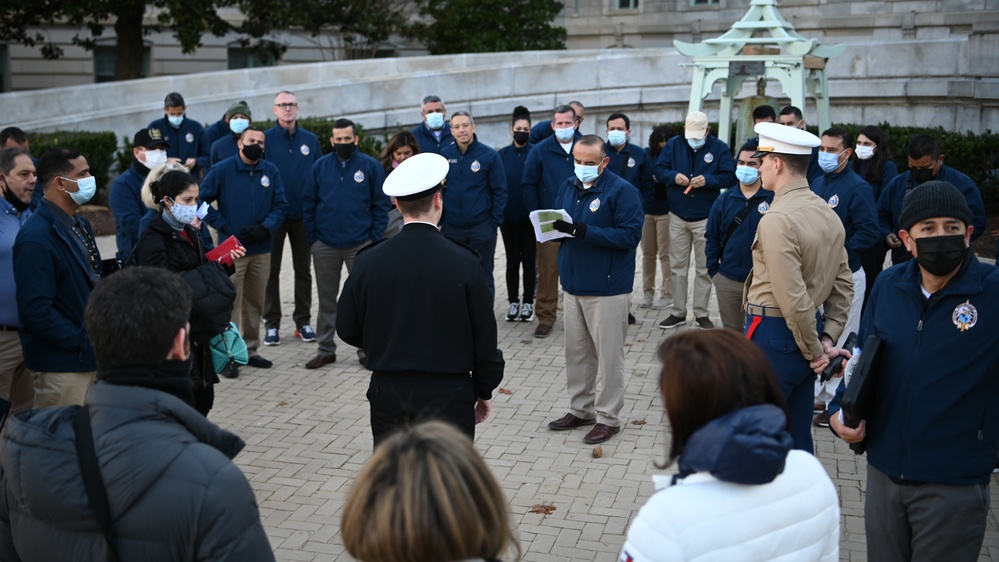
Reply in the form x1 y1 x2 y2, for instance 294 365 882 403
914 234 966 276
241 143 264 162
334 143 356 160
513 131 530 146
1 179 29 213
910 166 937 185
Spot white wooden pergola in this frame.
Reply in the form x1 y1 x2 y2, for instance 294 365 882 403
674 0 844 144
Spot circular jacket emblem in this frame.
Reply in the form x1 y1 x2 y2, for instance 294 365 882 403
260 175 270 187
589 198 600 212
471 160 481 173
354 170 365 183
828 194 840 208
704 153 714 164
758 201 769 215
300 144 310 156
185 132 195 143
953 301 977 332
627 157 636 168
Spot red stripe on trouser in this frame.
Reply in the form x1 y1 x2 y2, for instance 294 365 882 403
745 315 762 340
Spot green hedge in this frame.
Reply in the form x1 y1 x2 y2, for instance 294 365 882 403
118 117 392 172
29 131 118 206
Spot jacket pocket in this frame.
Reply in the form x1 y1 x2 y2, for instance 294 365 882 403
768 337 799 355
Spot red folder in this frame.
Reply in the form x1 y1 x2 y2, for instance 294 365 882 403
206 235 243 266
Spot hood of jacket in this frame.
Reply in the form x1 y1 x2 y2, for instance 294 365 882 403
1 383 244 528
676 404 792 485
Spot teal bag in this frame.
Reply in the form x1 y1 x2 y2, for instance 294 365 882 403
208 322 249 374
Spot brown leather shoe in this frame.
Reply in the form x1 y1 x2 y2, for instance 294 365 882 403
534 324 553 338
547 413 596 431
305 354 336 370
583 423 621 444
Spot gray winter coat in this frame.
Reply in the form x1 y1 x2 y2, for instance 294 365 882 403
0 383 275 561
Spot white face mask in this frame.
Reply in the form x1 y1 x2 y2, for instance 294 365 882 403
142 149 168 169
855 146 875 160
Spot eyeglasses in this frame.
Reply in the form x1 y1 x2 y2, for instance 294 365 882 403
275 103 298 109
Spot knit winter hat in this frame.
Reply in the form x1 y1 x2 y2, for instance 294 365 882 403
226 100 251 120
898 180 972 231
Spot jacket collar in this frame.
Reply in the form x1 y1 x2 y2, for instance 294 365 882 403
38 200 97 284
896 250 982 299
772 177 810 203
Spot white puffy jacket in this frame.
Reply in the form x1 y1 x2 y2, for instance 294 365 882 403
620 450 839 562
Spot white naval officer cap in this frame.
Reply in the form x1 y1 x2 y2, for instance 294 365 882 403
752 122 821 158
383 152 449 201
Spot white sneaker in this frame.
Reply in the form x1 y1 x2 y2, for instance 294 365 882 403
519 303 534 322
651 297 672 310
639 294 654 308
506 302 520 321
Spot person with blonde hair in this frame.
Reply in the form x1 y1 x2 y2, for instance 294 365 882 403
342 421 521 562
620 329 839 562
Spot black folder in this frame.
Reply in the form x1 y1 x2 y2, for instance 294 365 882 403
840 334 884 455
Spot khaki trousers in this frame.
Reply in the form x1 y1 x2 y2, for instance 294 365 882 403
32 370 96 409
535 241 561 327
641 213 672 301
668 215 711 319
312 240 367 356
233 253 271 355
712 273 746 331
0 332 34 412
564 293 629 427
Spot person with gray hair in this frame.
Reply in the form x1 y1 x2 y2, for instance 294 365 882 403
545 134 643 445
440 110 507 302
410 95 453 154
0 147 37 412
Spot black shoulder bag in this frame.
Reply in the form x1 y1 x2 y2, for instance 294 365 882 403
74 405 120 562
719 201 756 255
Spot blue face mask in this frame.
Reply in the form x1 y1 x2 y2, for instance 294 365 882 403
61 176 96 206
229 118 250 134
554 127 575 143
167 115 184 127
735 165 760 185
425 112 445 130
574 163 601 185
687 137 706 150
607 130 627 147
818 151 842 173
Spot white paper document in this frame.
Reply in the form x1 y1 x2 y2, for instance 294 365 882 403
529 209 574 242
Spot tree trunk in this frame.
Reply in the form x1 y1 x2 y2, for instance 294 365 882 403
113 2 147 81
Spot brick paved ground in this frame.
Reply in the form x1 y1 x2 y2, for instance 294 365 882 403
97 235 999 561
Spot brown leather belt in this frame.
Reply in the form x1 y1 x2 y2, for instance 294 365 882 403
745 304 783 318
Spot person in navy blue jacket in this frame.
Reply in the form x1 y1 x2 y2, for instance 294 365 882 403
830 181 999 562
262 91 321 347
778 106 823 184
810 128 879 424
203 112 230 147
877 134 985 266
640 125 678 311
200 127 286 369
654 111 736 330
109 128 168 260
545 135 643 445
210 101 252 166
522 105 580 338
705 142 773 331
14 147 104 408
851 125 899 311
604 113 652 203
148 92 210 176
440 111 506 303
528 101 585 145
499 107 536 323
302 118 389 370
410 95 453 155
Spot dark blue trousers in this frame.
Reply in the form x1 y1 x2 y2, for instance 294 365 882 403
745 312 822 453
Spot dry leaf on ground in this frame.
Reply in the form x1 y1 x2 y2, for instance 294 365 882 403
529 503 556 515
498 388 513 395
630 419 647 426
592 445 603 458
277 401 289 407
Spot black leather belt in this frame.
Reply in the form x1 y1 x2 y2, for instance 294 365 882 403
0 325 18 332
